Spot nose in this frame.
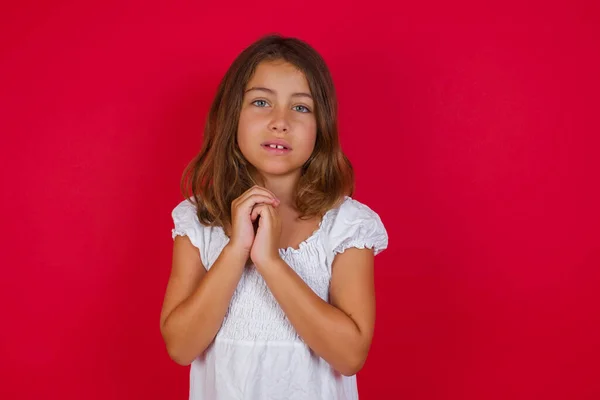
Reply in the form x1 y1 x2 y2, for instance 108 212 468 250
268 108 289 133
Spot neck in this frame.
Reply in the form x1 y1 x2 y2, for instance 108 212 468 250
254 171 301 209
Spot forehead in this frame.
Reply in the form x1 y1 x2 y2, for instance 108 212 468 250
246 60 311 93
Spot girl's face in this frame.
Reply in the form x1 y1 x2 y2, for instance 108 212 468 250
238 60 317 180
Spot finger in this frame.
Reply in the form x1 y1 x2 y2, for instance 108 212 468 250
253 203 274 222
239 194 278 213
260 204 273 222
265 204 280 227
239 185 280 205
241 185 274 199
266 204 276 220
235 190 271 208
251 203 275 220
253 185 279 201
251 204 264 221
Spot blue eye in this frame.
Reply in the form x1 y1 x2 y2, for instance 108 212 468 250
293 105 311 113
252 100 268 107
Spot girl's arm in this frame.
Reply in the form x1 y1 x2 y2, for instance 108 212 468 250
160 237 247 366
256 247 376 376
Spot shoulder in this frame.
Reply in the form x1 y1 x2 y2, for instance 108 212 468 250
326 196 385 228
170 196 225 268
324 196 388 256
171 197 201 233
338 196 381 219
171 197 205 246
171 197 198 220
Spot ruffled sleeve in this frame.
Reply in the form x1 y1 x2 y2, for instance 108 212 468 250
171 198 204 253
328 198 388 256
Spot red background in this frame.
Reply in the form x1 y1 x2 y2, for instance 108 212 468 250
1 1 599 399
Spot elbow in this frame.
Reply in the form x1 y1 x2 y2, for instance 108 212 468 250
165 342 194 366
171 355 193 367
161 321 197 366
163 334 212 366
338 359 365 377
337 349 369 377
161 330 195 366
161 325 213 366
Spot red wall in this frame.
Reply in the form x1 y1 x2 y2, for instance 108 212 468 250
1 1 598 399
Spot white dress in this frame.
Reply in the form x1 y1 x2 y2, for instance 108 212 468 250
171 195 388 400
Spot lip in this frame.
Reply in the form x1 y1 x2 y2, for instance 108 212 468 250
261 139 292 150
261 144 292 155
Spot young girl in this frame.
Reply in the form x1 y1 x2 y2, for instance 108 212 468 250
160 34 388 400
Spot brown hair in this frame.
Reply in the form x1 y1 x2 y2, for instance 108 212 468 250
180 34 354 233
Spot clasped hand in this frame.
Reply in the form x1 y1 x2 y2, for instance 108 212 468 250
228 185 282 267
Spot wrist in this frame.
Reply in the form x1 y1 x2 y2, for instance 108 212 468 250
254 253 283 271
223 242 251 265
226 239 251 256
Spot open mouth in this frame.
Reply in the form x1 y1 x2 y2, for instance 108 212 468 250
262 143 290 150
261 143 291 154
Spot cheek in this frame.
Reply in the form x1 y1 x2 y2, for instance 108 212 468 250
239 109 266 131
301 120 318 147
237 112 258 148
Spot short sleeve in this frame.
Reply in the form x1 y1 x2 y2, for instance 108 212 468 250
171 198 204 252
328 198 388 256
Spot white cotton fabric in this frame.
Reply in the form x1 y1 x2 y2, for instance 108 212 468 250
170 195 388 400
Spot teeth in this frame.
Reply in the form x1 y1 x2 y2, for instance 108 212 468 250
268 144 285 149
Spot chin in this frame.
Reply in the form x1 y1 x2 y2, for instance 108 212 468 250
254 161 301 177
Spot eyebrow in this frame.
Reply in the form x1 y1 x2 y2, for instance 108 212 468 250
245 86 313 99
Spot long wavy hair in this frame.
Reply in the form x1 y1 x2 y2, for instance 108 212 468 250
180 34 354 234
